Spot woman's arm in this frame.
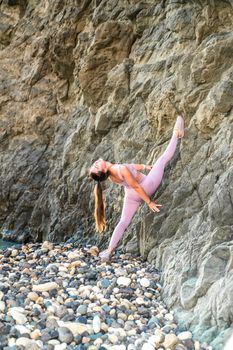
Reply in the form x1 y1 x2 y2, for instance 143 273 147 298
120 166 161 212
132 163 152 171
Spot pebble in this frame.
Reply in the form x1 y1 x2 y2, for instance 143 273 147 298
142 343 155 350
108 334 119 343
77 304 88 315
28 292 39 301
15 325 31 335
0 243 210 350
139 278 151 288
165 312 174 321
47 340 61 345
54 344 67 350
41 241 54 251
8 307 27 324
151 333 165 345
57 326 74 343
100 278 111 288
30 329 41 339
0 300 6 312
93 315 101 333
12 249 19 257
32 282 59 292
117 276 131 286
57 320 90 335
178 331 193 340
15 337 38 348
163 333 178 348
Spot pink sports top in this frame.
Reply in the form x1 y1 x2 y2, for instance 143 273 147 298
115 164 144 188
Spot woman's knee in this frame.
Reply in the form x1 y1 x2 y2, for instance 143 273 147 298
156 155 167 167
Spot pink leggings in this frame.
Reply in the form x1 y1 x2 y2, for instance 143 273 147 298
109 134 178 250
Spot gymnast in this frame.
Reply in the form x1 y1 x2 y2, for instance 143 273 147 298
89 116 184 262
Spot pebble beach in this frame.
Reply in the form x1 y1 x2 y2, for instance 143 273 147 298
0 241 212 350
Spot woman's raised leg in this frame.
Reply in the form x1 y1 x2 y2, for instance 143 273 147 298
143 116 184 195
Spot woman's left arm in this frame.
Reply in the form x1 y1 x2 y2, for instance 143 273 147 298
120 166 161 212
132 163 152 171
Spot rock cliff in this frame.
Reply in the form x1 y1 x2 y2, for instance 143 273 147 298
0 0 233 348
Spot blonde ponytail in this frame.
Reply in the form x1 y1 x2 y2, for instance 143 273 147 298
94 181 106 233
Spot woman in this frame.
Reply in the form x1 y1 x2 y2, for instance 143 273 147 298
89 116 184 262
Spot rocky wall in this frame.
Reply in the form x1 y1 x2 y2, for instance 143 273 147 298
0 0 233 348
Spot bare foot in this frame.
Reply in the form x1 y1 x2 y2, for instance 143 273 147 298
99 249 112 262
173 115 184 138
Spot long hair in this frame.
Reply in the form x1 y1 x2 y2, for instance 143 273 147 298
90 171 109 233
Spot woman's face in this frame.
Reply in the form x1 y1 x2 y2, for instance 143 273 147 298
90 158 107 174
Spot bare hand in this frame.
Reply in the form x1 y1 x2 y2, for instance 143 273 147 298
148 201 162 212
144 165 152 171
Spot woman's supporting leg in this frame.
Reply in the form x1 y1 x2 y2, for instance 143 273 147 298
108 196 141 250
100 196 140 261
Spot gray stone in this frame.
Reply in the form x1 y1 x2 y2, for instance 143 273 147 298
57 327 74 344
76 305 88 315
